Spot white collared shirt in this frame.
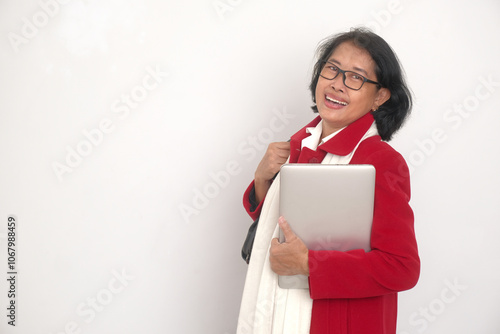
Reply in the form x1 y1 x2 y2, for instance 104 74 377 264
301 120 346 151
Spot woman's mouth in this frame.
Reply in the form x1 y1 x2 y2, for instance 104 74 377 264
325 95 348 107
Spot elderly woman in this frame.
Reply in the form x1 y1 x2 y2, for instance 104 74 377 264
237 28 420 334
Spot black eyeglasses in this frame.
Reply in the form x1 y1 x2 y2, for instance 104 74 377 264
319 61 381 91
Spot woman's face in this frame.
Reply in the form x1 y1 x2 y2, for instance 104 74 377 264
315 41 391 138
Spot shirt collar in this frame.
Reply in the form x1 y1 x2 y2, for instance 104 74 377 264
290 112 377 160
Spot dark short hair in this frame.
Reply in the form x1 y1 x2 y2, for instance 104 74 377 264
309 27 412 141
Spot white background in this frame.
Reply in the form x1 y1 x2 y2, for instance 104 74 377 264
1 0 499 333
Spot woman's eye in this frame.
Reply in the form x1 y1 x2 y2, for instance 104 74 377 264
351 74 363 81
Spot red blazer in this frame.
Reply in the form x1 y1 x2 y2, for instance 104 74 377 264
243 113 420 334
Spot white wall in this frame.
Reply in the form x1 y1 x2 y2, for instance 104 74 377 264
1 0 499 333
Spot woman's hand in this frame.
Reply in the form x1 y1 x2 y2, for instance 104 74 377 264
254 142 290 203
270 216 309 276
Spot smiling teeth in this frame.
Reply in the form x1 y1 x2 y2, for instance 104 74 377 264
326 96 348 106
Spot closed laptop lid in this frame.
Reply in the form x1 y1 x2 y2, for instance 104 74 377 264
278 163 375 289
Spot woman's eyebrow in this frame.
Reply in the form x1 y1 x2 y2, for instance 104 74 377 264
327 58 341 66
352 66 369 76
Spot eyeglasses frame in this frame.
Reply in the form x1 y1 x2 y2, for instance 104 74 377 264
319 61 382 91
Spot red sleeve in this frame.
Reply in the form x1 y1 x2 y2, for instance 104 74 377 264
243 180 265 221
308 140 420 299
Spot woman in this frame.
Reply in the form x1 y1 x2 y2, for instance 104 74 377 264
237 28 420 334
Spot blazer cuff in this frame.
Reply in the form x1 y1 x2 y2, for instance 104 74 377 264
243 180 264 221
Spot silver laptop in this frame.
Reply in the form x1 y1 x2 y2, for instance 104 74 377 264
278 164 375 289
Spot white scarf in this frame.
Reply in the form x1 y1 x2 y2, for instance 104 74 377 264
237 121 379 334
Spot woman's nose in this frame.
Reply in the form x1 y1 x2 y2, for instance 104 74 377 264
330 73 346 92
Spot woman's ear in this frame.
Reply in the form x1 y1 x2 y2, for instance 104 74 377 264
373 88 391 110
